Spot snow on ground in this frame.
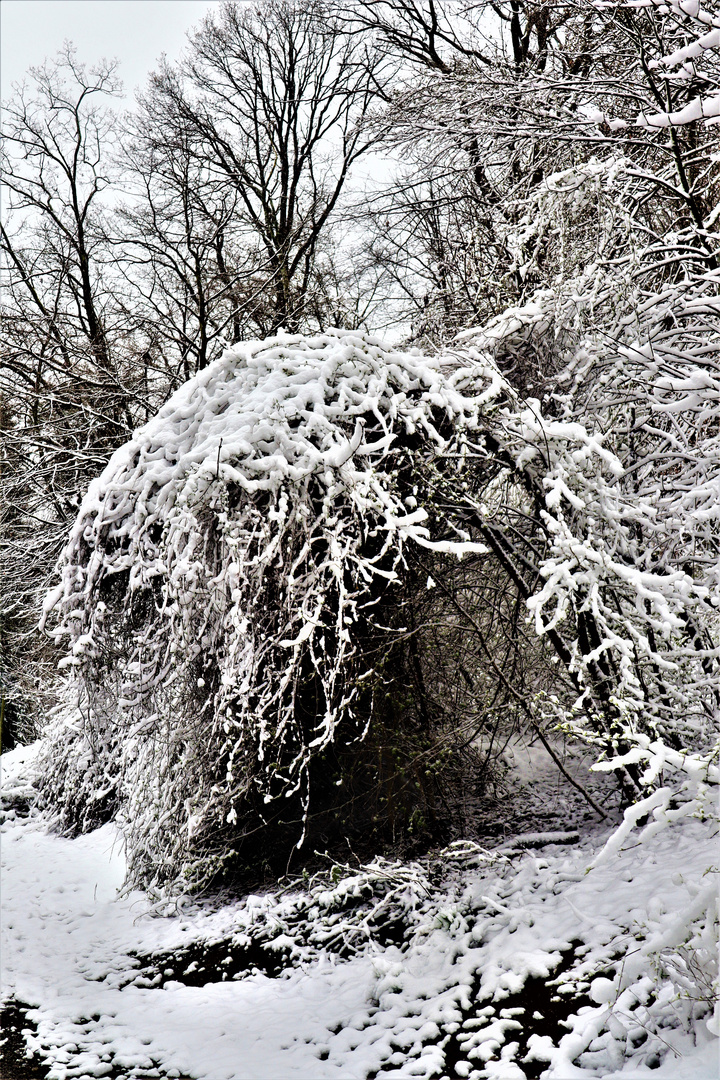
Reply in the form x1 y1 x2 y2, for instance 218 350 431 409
1 743 718 1080
469 733 621 843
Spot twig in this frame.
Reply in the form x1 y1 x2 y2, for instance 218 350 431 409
418 558 610 821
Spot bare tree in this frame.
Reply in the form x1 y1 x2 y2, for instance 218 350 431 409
2 46 123 383
138 0 384 337
341 0 585 344
0 47 140 740
117 119 252 381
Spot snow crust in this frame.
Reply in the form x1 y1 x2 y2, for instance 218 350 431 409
2 744 717 1079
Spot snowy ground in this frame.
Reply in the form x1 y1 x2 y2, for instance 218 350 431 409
466 734 621 843
1 742 718 1080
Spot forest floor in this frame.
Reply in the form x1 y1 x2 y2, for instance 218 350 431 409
1 738 717 1080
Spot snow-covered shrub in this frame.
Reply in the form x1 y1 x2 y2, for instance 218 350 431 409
39 267 720 894
39 330 502 889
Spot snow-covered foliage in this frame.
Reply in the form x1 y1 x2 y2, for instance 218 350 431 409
460 311 720 756
623 0 720 129
40 308 720 893
40 330 501 888
450 124 720 755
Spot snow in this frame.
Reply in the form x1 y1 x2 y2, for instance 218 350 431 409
2 743 718 1079
506 832 580 849
638 92 720 128
46 329 494 597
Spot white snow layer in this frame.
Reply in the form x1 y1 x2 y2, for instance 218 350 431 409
2 744 718 1080
46 328 496 614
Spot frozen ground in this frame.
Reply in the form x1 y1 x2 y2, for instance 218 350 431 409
1 741 717 1080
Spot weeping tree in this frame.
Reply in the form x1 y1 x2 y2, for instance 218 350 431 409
39 331 503 888
37 0 720 877
39 307 720 893
36 0 720 887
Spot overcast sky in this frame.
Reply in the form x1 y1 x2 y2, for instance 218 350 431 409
1 0 222 101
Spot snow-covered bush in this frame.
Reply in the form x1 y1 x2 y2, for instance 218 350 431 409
39 330 504 889
39 253 720 894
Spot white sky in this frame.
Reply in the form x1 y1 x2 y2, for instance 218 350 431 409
1 0 222 101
